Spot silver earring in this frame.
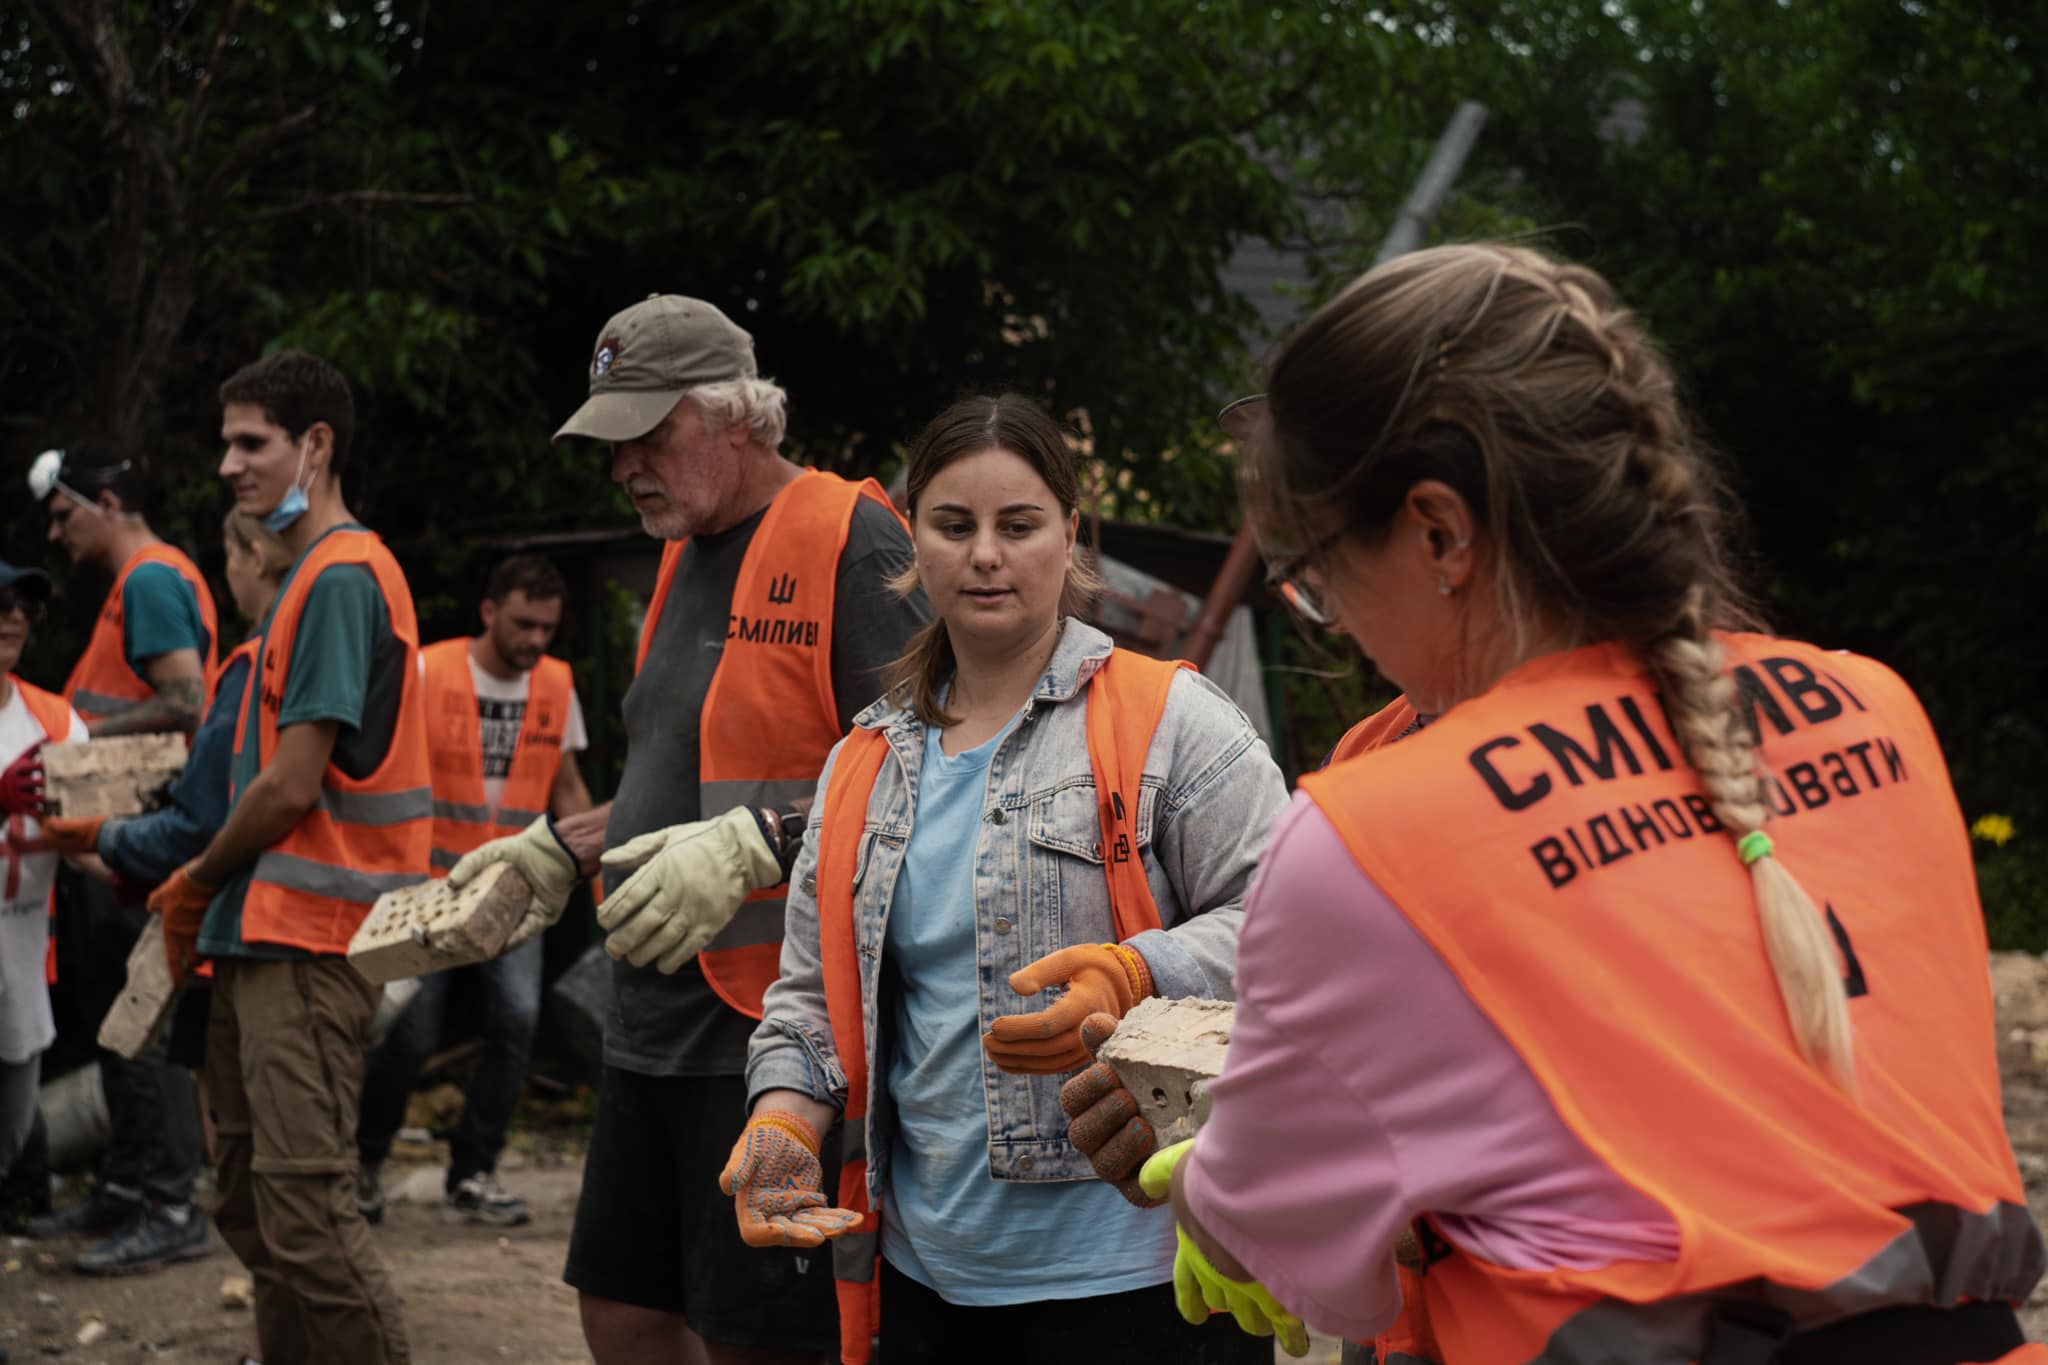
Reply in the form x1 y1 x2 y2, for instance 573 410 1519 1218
1438 575 1454 596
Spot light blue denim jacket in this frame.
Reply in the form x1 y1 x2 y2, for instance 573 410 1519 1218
747 620 1290 1194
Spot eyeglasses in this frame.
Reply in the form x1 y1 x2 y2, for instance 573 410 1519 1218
1217 393 1267 444
1218 395 1344 630
0 588 46 623
1264 532 1344 629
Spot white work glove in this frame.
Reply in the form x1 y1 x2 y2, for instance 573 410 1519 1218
597 806 783 974
449 815 582 950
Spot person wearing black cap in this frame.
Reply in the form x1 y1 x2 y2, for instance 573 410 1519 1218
448 295 930 1365
0 561 82 1216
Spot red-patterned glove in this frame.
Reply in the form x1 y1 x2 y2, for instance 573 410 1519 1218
1060 1012 1164 1207
718 1110 863 1249
0 742 45 816
983 943 1152 1075
146 862 218 986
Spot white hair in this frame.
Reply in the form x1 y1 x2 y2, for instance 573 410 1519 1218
688 377 789 450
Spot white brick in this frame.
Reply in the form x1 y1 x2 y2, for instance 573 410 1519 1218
43 734 185 818
347 863 531 984
96 914 182 1060
1096 996 1235 1145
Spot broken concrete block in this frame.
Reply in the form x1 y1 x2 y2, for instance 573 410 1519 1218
1096 995 1234 1145
42 733 185 818
96 914 183 1060
347 864 531 984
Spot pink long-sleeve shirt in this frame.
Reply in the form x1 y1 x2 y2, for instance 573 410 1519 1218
1180 793 1681 1343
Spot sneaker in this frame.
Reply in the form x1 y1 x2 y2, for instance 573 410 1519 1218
24 1183 143 1239
445 1171 529 1227
74 1204 212 1276
356 1162 385 1226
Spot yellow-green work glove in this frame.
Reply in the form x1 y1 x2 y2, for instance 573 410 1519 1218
1140 1139 1311 1359
598 806 782 974
449 815 580 949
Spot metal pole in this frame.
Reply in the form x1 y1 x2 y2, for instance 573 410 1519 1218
1184 101 1489 672
1373 100 1489 267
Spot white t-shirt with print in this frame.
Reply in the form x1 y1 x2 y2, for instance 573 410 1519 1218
0 686 85 1063
468 656 588 812
418 649 588 815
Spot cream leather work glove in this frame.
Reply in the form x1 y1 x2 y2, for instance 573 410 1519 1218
448 815 581 949
597 806 782 974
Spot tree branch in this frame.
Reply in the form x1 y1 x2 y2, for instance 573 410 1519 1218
176 0 251 161
241 189 478 223
198 104 319 207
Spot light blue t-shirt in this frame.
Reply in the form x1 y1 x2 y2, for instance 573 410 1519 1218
879 713 1176 1305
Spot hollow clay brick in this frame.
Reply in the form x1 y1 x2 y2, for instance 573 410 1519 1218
42 734 185 818
96 914 181 1060
347 863 531 984
1096 995 1235 1145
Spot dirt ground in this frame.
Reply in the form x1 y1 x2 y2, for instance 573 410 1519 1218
13 958 2048 1362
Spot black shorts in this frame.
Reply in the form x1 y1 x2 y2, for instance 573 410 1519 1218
563 1067 839 1353
877 1258 1276 1365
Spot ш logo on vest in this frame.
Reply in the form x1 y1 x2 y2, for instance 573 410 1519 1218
766 573 797 605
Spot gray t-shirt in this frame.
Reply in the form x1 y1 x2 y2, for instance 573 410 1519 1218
604 495 928 1076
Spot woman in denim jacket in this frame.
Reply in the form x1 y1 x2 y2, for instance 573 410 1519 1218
730 394 1289 1364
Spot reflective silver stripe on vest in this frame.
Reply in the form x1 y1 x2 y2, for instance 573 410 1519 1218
431 798 495 826
1538 1200 2044 1364
694 777 826 958
252 851 425 905
430 848 461 871
322 786 431 827
71 689 141 717
702 777 825 817
704 897 788 954
831 1120 877 1283
497 806 545 828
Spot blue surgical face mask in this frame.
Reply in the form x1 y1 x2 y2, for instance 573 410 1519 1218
263 439 312 532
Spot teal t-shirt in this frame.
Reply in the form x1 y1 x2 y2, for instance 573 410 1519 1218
878 711 1177 1305
121 561 211 679
198 526 406 958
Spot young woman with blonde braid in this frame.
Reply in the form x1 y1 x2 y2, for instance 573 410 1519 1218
1105 244 2045 1365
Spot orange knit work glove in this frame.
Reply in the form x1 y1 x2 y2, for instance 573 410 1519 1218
145 862 218 986
1060 1012 1163 1207
41 814 108 859
983 942 1151 1075
718 1110 864 1249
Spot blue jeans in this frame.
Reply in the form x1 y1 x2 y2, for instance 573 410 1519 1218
355 939 542 1186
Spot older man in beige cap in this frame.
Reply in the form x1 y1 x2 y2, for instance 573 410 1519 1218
449 294 927 1365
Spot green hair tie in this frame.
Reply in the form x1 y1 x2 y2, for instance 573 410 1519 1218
1736 830 1774 866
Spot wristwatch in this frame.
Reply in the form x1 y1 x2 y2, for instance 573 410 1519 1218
754 805 805 876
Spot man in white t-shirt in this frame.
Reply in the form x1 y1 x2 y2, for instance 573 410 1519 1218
0 562 84 1195
356 556 592 1226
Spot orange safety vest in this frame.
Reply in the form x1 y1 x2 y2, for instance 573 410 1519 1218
1300 634 2046 1365
813 648 1188 1365
64 543 219 725
420 638 574 875
1317 693 1442 1365
234 529 431 955
633 469 902 1019
14 675 77 986
210 637 259 696
1329 694 1419 766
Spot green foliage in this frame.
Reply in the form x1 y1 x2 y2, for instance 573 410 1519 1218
2 0 1421 648
4 0 2043 894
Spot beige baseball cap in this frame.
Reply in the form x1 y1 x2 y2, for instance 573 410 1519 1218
552 294 758 444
